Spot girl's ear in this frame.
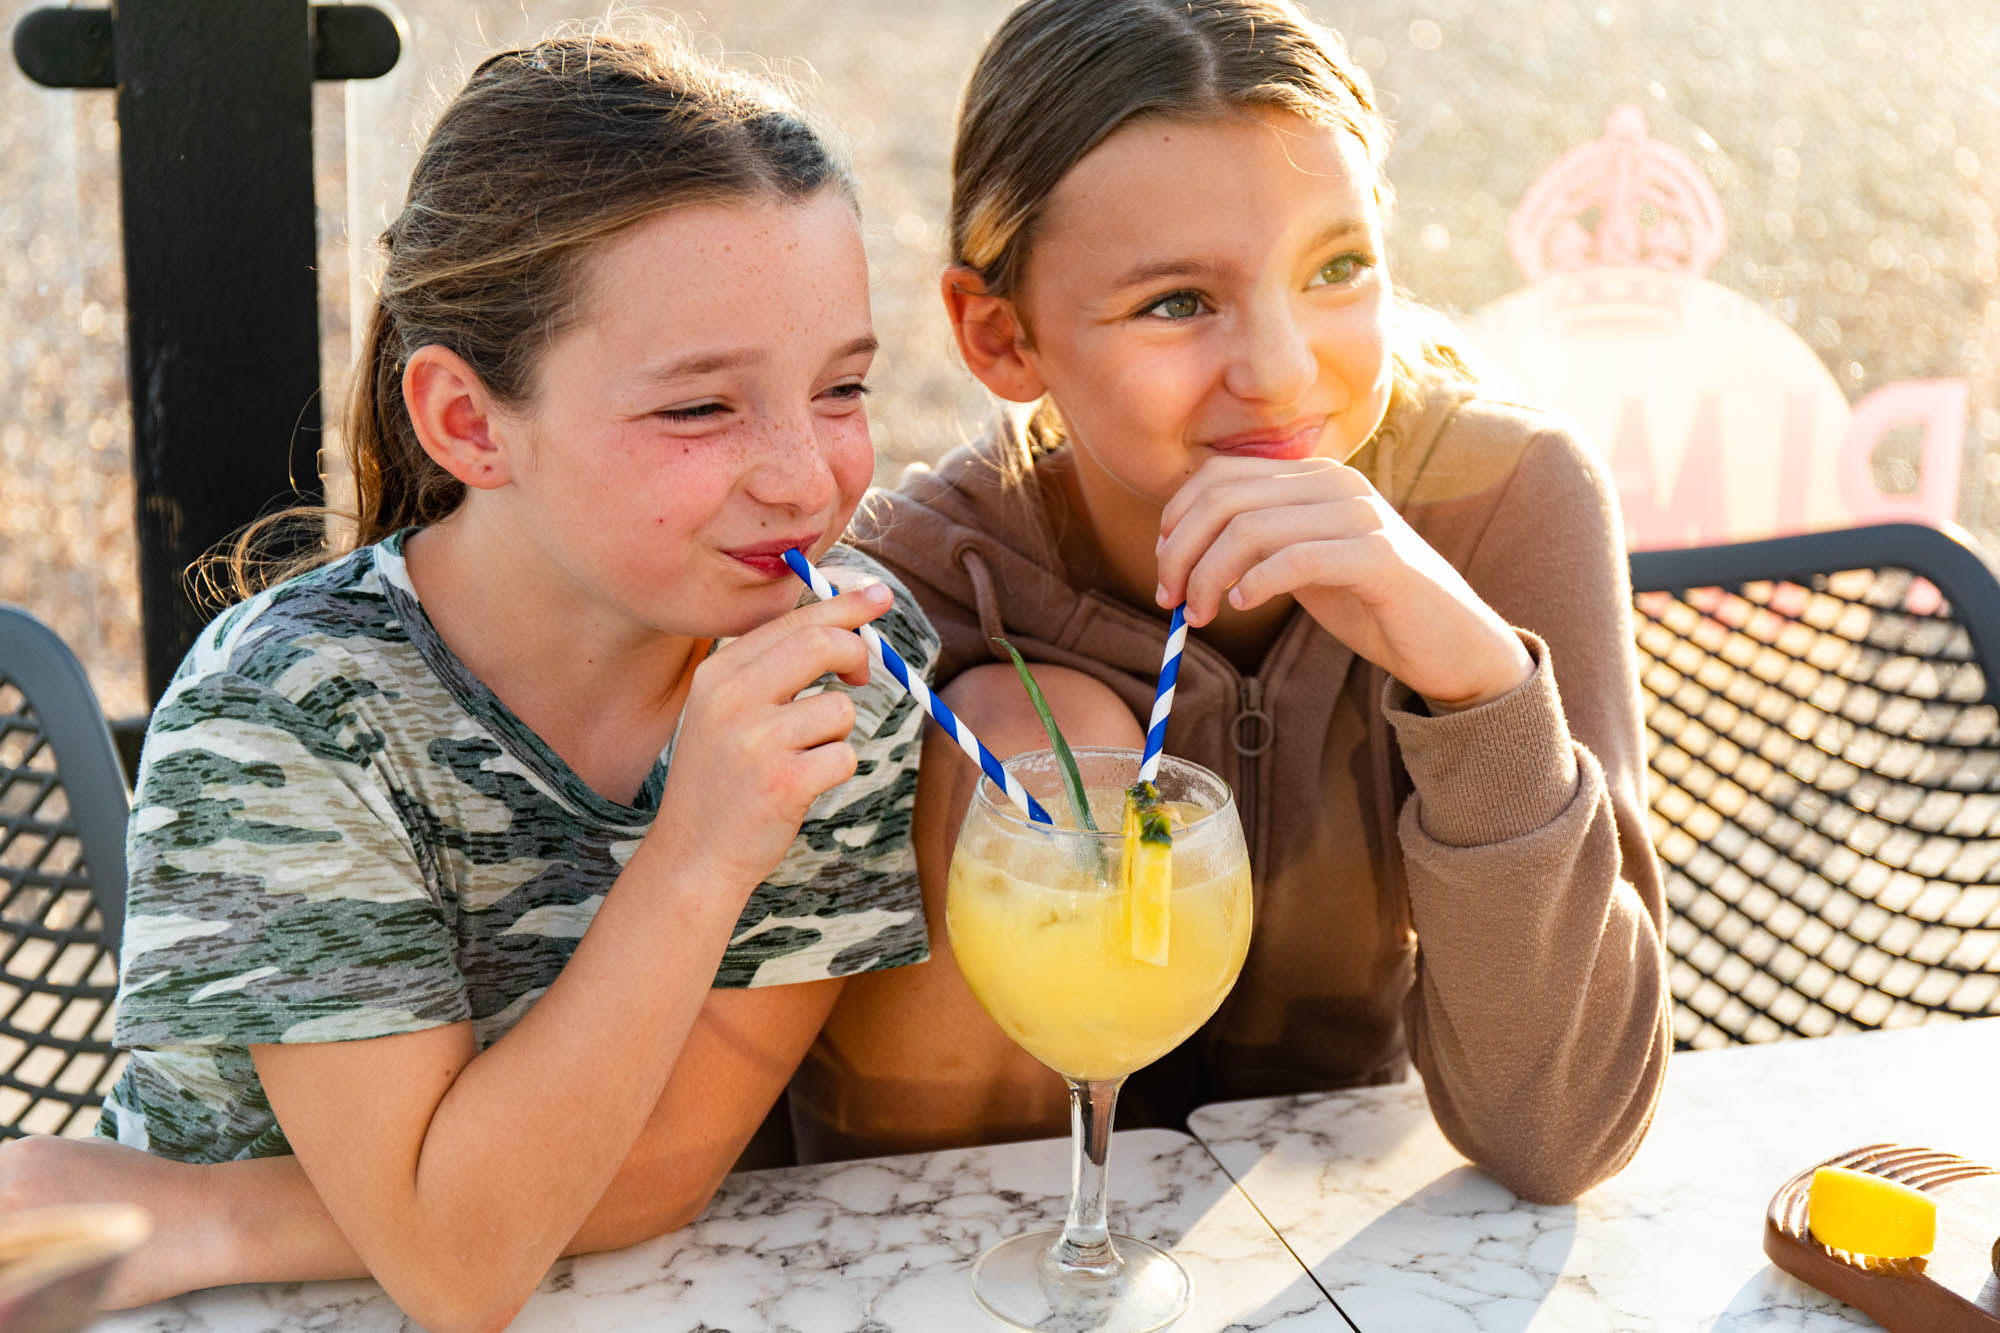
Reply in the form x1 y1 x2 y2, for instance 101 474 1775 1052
941 265 1046 403
403 345 512 490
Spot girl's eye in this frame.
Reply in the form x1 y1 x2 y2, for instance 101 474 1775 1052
655 402 727 422
1142 291 1207 321
1310 253 1374 288
822 381 872 404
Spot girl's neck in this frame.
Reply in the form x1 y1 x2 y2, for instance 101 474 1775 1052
400 513 699 805
1050 448 1295 676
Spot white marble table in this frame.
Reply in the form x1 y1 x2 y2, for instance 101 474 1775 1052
1190 1021 2000 1332
94 1128 1346 1332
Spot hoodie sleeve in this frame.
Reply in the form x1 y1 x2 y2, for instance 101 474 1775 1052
1386 419 1672 1204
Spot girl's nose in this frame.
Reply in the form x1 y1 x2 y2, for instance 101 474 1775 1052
1223 296 1318 407
745 417 840 514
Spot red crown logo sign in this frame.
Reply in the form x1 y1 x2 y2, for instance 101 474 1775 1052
1506 104 1727 291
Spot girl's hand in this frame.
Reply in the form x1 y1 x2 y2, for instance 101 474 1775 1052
1156 454 1532 710
0 1135 230 1308
653 581 891 888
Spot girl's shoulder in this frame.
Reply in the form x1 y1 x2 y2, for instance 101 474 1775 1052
1442 393 1595 457
1374 387 1609 516
156 541 423 739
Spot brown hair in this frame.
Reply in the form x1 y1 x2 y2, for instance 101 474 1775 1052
949 0 1473 473
209 26 852 602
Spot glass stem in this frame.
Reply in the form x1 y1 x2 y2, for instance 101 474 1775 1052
1053 1076 1124 1276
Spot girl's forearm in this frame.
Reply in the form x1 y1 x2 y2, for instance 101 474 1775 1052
410 840 744 1238
186 1156 366 1295
246 835 752 1331
136 1130 710 1307
70 1149 363 1311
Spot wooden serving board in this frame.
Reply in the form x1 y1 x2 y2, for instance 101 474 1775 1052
1765 1144 2000 1331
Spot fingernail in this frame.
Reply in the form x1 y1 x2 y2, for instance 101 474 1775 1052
1228 586 1246 609
864 583 891 603
1155 534 1166 555
1155 583 1170 607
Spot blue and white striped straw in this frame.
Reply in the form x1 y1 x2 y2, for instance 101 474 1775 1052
781 548 1052 825
1136 603 1187 785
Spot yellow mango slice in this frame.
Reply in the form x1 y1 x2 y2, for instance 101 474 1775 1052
1806 1166 1937 1258
1122 780 1173 966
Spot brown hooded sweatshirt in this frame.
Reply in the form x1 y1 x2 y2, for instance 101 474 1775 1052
849 389 1671 1203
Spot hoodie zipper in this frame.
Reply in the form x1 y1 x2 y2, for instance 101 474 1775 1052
1232 675 1273 856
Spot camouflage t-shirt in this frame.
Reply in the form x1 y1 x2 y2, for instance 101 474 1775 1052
98 534 937 1163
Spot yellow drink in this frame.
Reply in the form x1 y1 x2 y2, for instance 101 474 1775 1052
947 787 1252 1081
950 750 1246 1329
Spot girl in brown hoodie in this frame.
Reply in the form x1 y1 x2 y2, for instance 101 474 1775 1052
792 0 1672 1205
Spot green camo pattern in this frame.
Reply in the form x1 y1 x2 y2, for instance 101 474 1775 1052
98 535 937 1163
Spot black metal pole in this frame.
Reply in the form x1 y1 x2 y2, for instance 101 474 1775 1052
114 0 323 699
14 3 401 707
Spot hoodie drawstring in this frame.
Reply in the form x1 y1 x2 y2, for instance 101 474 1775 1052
955 545 1010 661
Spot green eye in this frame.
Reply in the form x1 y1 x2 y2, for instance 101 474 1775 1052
1145 292 1204 320
1314 253 1370 287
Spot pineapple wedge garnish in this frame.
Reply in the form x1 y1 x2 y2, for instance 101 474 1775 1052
1122 779 1173 966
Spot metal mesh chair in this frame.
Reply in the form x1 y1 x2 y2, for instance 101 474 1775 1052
1629 522 2000 1050
0 605 129 1137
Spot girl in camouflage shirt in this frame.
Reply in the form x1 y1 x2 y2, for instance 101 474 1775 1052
0 29 936 1330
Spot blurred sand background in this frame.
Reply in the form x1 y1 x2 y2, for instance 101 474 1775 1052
2 0 1996 718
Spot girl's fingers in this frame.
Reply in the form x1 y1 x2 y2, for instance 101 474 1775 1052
790 739 862 804
719 582 892 663
828 658 873 690
776 688 860 752
1157 468 1371 605
1227 538 1380 614
1157 478 1315 604
1172 497 1380 620
706 592 881 701
735 623 874 706
1157 454 1312 536
1158 453 1363 542
750 735 862 816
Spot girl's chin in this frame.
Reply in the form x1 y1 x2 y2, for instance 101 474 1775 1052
649 581 798 641
730 582 807 631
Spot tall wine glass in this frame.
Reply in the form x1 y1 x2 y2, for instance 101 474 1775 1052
946 747 1251 1332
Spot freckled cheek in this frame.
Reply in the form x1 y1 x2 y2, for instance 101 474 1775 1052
826 421 876 501
626 471 729 551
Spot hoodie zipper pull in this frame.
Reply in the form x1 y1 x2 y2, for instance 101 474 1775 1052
1233 676 1273 757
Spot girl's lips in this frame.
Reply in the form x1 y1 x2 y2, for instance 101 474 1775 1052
1207 421 1324 461
729 552 793 579
725 538 819 580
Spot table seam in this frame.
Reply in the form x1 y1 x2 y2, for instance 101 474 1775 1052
1186 1132 1364 1333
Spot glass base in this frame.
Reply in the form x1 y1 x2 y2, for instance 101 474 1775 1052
970 1229 1191 1332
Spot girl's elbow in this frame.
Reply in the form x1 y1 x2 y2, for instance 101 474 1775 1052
630 1177 720 1244
664 1183 716 1233
1428 1079 1655 1206
587 1200 706 1255
1480 1147 1612 1206
569 1178 719 1256
373 1250 540 1333
1466 1092 1657 1205
392 1280 530 1333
